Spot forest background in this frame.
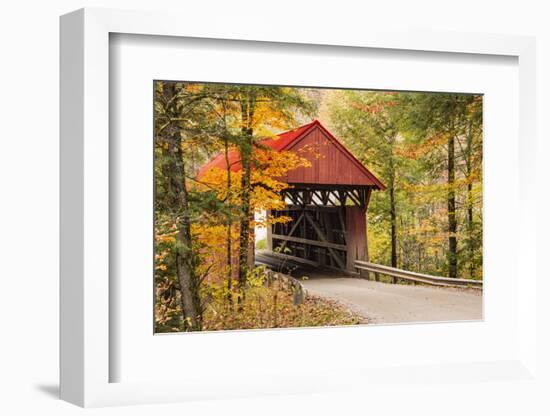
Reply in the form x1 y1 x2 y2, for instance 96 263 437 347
154 81 482 332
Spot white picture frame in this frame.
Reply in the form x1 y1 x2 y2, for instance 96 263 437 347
60 8 537 408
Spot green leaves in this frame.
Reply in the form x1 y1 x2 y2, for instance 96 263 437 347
328 90 483 279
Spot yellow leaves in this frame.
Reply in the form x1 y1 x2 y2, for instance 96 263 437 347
297 142 324 161
197 167 237 200
156 233 176 244
190 223 238 284
255 148 311 176
404 175 482 202
251 186 282 211
193 223 231 247
191 145 313 286
254 214 291 229
251 102 294 132
197 147 310 213
254 125 280 139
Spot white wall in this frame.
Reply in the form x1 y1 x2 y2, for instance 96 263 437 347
0 1 548 415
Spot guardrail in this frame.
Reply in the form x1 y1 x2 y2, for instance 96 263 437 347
354 260 483 289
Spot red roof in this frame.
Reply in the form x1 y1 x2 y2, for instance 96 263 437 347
197 120 385 190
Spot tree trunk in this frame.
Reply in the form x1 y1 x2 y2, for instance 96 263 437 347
171 140 201 330
466 122 475 278
237 95 256 288
389 160 398 268
237 138 252 288
447 133 458 278
389 184 397 268
224 134 233 306
163 83 201 330
467 181 474 277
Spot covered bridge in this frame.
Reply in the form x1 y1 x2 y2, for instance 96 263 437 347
198 120 385 273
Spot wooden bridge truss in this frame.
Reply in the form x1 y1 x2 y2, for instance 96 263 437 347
281 185 372 209
267 184 374 272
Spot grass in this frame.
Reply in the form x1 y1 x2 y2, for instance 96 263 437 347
255 238 267 250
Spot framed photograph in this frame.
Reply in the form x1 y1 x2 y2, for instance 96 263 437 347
150 81 484 333
60 8 537 407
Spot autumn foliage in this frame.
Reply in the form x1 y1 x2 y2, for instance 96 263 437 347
154 81 483 333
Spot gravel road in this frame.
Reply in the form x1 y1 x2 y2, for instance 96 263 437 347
300 274 483 325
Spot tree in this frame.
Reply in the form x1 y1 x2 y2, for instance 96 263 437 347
153 83 484 333
329 91 402 267
456 96 483 278
154 83 315 311
328 90 482 279
195 139 311 289
199 85 315 289
397 92 482 278
154 81 218 330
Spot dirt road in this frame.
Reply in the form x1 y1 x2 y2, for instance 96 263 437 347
300 275 483 324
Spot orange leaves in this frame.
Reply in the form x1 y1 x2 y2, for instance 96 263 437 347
192 223 235 284
350 100 398 115
155 220 178 245
155 250 170 271
254 148 310 182
396 133 448 160
185 83 202 93
192 145 312 285
197 147 310 211
156 232 176 244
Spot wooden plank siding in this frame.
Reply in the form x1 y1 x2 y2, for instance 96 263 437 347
345 206 368 271
280 125 378 186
